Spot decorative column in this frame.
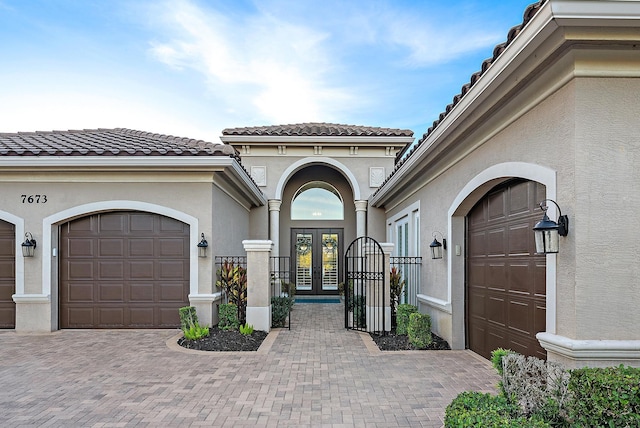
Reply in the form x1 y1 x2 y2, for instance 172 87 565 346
355 200 368 237
243 240 273 332
268 199 282 257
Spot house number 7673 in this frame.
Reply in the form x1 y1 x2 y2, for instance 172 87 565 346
21 194 47 203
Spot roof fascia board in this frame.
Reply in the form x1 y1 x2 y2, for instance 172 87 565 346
0 156 239 168
551 0 640 23
221 160 267 206
220 135 414 145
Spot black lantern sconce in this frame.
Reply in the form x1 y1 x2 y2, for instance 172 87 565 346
197 233 208 258
532 199 569 254
22 232 37 258
429 231 447 260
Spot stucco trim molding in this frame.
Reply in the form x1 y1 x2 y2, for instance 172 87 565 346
274 157 361 200
0 210 26 296
12 294 50 303
188 292 224 303
42 201 200 299
417 294 452 314
537 332 640 360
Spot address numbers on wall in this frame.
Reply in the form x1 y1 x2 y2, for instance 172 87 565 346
21 194 47 203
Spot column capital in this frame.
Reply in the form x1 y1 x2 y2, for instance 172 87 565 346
354 200 368 212
268 199 282 211
243 240 274 252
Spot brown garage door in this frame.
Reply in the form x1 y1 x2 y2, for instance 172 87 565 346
467 179 546 360
0 220 15 329
60 211 190 328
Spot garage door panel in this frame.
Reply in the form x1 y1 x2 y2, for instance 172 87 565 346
0 260 14 278
100 214 127 233
64 308 94 327
129 239 155 257
99 261 124 279
158 308 180 327
487 229 506 255
129 307 155 326
66 283 94 301
60 211 190 328
99 239 125 257
66 261 94 280
488 192 506 221
159 238 187 256
158 260 187 279
99 283 125 301
159 283 187 301
67 238 94 257
467 180 546 360
99 307 125 326
0 308 14 327
130 261 155 279
130 283 154 302
0 220 16 328
160 217 188 232
0 237 13 257
130 214 155 232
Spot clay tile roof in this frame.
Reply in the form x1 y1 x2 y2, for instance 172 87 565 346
0 128 238 157
222 122 413 137
375 0 548 197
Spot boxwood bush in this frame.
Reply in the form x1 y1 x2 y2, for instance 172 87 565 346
396 304 417 335
567 365 640 427
218 303 239 330
407 312 432 349
445 391 549 427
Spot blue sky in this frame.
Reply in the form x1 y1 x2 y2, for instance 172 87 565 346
0 0 536 141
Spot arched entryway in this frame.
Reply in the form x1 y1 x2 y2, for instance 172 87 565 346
0 219 15 328
59 211 190 328
466 179 546 359
280 165 356 296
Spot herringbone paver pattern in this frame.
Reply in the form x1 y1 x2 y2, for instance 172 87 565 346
0 303 499 427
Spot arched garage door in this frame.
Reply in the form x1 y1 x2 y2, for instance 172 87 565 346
467 180 546 360
0 220 15 328
60 211 190 328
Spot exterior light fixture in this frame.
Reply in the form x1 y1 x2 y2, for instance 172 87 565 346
532 199 569 254
197 233 208 258
429 232 447 260
22 232 37 258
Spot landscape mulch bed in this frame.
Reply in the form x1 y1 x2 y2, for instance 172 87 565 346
177 326 268 351
370 331 451 351
177 326 450 352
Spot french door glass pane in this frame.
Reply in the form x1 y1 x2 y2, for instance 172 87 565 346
295 233 312 290
321 233 338 290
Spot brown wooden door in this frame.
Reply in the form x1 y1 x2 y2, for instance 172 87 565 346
292 228 342 295
466 180 547 360
59 211 190 328
0 220 15 328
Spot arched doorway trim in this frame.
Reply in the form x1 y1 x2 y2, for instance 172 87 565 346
447 162 557 349
275 157 361 201
41 201 199 299
0 210 25 296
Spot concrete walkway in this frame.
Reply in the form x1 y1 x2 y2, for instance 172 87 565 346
0 303 498 427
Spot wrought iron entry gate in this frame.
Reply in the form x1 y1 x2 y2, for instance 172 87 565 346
344 236 386 334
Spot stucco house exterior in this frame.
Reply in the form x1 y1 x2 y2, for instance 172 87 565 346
2 0 640 368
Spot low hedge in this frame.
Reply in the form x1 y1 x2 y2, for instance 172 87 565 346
407 312 432 349
567 365 640 427
444 391 549 427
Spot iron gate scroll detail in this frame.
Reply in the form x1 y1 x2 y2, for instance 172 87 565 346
344 236 387 335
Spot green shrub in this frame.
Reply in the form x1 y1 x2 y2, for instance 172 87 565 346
445 391 549 427
407 312 432 349
491 348 514 376
351 295 366 328
271 296 290 328
179 306 198 331
396 304 417 335
183 323 210 340
239 323 254 335
567 364 640 427
218 303 239 331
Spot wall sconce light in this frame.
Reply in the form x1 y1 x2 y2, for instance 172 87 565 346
429 231 446 260
532 199 569 254
197 233 208 258
22 232 37 258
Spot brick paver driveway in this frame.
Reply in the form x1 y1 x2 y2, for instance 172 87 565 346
0 303 498 427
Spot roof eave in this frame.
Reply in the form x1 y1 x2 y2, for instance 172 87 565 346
220 135 415 145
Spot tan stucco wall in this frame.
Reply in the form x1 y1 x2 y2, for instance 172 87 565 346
0 167 255 331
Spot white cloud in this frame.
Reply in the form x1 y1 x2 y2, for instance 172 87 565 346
146 0 354 124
